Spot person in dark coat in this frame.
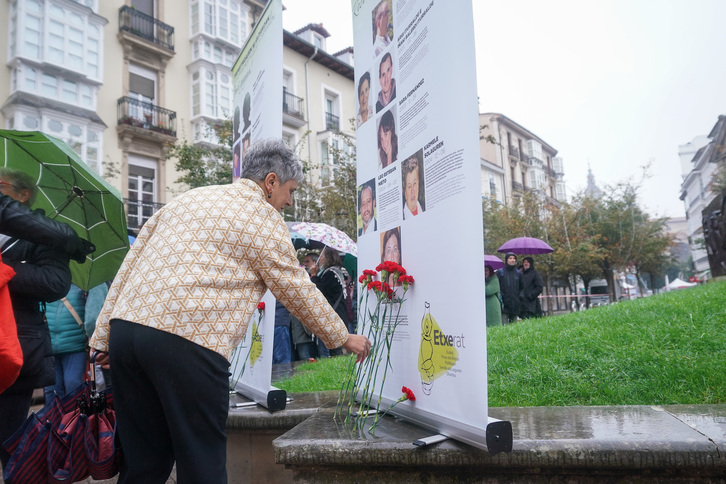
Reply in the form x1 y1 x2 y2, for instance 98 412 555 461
310 246 350 357
0 194 92 262
0 168 72 468
496 252 523 324
520 257 544 319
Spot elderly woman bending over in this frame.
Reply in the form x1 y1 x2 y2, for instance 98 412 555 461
90 139 371 484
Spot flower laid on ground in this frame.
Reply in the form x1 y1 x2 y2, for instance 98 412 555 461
336 262 414 434
372 385 416 426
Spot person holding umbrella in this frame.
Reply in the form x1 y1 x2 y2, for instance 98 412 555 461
311 246 351 357
0 167 73 468
520 257 544 319
0 194 92 263
89 139 371 484
496 252 523 324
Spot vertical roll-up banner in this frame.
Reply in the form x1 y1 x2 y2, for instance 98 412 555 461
230 0 286 411
353 0 507 451
232 0 283 181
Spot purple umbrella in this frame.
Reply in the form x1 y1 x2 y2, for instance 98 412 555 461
484 254 504 270
497 237 554 255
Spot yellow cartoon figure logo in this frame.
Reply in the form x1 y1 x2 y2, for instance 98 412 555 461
418 302 458 395
249 321 263 367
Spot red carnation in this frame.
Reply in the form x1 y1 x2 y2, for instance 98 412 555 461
257 302 265 310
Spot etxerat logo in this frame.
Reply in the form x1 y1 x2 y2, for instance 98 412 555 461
417 302 461 396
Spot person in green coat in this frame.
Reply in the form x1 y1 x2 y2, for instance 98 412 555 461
485 265 502 327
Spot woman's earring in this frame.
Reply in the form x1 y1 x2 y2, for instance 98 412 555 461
268 193 272 199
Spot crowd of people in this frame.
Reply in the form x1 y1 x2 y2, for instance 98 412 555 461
1 134 548 483
0 139 371 483
272 247 358 363
484 252 544 326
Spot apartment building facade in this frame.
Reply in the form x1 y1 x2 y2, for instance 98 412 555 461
478 112 565 207
281 24 355 187
1 0 354 233
679 115 725 280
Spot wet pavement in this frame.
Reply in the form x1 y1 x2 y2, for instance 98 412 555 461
276 403 726 482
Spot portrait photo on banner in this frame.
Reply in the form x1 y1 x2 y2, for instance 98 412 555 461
356 69 374 129
377 105 398 170
371 0 394 57
358 178 378 236
380 226 402 286
401 148 426 220
376 50 397 113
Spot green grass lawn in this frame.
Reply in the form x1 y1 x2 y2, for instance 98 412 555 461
273 280 726 407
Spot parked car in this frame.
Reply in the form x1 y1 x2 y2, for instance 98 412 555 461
588 280 610 306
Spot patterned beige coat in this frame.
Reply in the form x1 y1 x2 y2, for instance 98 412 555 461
89 179 349 360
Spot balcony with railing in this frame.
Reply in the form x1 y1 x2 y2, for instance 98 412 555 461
526 156 543 168
124 198 164 233
282 89 306 128
117 96 177 140
119 6 175 51
512 181 524 192
325 112 340 131
509 146 520 160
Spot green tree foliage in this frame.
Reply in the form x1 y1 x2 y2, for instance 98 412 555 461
546 198 605 306
483 180 674 307
285 130 358 240
167 120 233 190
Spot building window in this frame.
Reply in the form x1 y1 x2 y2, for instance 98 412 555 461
192 0 248 47
204 1 214 35
127 160 157 230
529 168 545 190
556 182 566 201
320 142 331 185
62 79 78 103
489 174 497 200
24 13 42 60
129 66 157 120
323 87 341 131
191 67 233 119
191 2 199 34
526 139 543 162
9 110 102 172
15 3 102 79
24 66 37 90
192 71 200 116
42 73 58 97
205 71 216 114
282 131 297 149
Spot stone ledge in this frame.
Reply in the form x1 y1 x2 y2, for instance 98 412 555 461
274 404 726 482
227 391 338 431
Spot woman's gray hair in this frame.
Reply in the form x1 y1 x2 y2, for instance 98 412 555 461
240 138 303 184
0 167 38 207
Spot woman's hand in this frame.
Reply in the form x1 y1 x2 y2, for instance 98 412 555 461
343 334 372 364
91 349 110 369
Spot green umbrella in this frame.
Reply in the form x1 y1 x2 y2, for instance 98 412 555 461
0 130 129 291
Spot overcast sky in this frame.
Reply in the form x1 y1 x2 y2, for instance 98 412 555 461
281 0 726 218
